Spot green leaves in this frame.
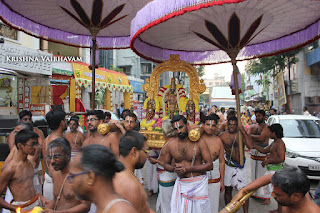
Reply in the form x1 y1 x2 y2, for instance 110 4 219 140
245 49 301 78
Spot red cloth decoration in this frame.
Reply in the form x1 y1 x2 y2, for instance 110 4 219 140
75 98 86 112
52 85 68 105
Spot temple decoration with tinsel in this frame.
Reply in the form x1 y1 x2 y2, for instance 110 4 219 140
75 78 132 92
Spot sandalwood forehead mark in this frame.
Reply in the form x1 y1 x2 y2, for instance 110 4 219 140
174 122 180 129
49 147 54 157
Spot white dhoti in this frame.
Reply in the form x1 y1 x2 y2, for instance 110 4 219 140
134 169 144 185
171 174 211 213
10 194 42 213
207 159 220 213
224 156 247 191
33 164 43 195
156 166 177 213
3 189 13 213
256 164 283 200
43 173 54 201
88 203 97 213
250 149 268 199
146 150 159 193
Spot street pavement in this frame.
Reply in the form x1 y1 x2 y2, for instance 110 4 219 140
144 151 319 212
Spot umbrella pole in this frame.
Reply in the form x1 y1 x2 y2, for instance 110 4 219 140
232 61 244 167
91 36 97 110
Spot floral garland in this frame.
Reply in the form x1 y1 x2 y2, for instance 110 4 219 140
141 119 156 131
193 99 200 124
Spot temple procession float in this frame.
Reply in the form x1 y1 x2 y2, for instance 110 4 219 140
139 55 206 148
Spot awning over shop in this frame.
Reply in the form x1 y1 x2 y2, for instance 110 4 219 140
72 62 132 92
52 60 74 78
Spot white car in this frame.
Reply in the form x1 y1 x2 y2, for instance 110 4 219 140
267 115 320 180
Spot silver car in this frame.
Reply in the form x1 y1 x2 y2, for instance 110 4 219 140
267 115 320 180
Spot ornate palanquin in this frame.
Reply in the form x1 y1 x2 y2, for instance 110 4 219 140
140 55 206 148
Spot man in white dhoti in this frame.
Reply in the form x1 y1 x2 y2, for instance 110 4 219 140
248 109 270 204
252 123 286 212
160 115 213 213
201 114 225 213
220 116 254 213
0 130 46 212
146 150 159 196
149 119 177 213
43 110 67 201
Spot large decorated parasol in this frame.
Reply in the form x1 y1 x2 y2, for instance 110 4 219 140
0 0 151 109
131 0 320 166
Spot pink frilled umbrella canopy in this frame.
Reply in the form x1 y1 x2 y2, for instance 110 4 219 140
0 0 151 109
130 0 320 65
130 0 320 167
0 0 151 49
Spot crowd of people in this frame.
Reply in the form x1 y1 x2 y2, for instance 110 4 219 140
0 107 319 213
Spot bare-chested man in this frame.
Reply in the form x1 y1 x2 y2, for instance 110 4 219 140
82 110 119 156
253 123 286 212
5 110 45 206
218 109 236 134
2 122 43 213
161 115 212 213
231 166 320 213
43 138 90 213
65 117 85 159
0 129 44 212
201 114 225 213
248 109 271 203
70 145 137 213
8 110 45 150
219 116 254 213
149 119 177 213
113 131 154 213
43 110 68 201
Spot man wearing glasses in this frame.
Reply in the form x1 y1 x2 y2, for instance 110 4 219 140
0 129 46 212
43 110 68 201
113 131 155 213
201 114 225 213
82 110 119 156
43 137 90 213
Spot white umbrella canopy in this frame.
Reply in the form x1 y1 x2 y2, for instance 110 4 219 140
130 0 320 167
131 0 320 65
0 0 151 109
0 0 151 48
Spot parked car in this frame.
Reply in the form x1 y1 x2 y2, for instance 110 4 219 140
267 115 320 180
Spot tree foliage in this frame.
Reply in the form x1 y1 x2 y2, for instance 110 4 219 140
245 49 300 79
195 65 205 77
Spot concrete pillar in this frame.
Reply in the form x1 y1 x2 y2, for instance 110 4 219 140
106 89 111 110
41 40 49 52
124 91 130 109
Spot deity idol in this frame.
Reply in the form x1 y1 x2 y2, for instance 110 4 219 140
186 99 196 124
146 99 156 121
165 78 179 118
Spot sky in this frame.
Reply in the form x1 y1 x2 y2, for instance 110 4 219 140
203 61 247 81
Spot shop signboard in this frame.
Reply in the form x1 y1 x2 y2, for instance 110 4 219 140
276 71 287 107
130 80 144 93
133 101 143 121
0 42 52 76
18 77 24 112
30 104 46 115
